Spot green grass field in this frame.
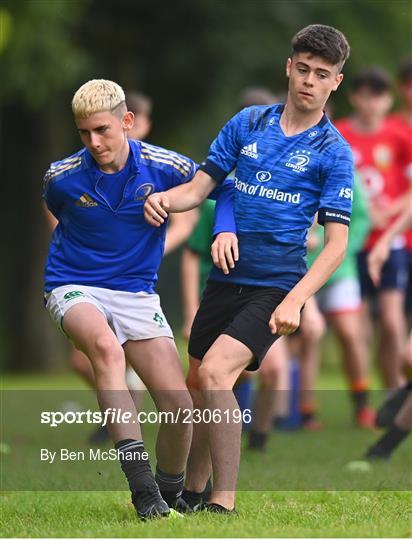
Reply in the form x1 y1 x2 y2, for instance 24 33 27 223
1 341 412 538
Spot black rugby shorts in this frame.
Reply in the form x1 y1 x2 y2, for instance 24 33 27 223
188 280 288 371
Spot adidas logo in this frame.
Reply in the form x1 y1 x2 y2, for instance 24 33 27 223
75 193 98 207
240 142 258 159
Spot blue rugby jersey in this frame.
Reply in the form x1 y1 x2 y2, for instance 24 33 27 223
205 104 354 291
43 139 233 293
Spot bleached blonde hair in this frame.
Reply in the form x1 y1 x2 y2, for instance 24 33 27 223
72 79 126 119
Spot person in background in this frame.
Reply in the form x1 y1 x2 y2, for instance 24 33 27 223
366 201 412 459
335 68 411 391
145 24 353 512
307 175 373 427
386 59 412 319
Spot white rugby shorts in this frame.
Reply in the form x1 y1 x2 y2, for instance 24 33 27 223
45 284 173 344
316 277 361 315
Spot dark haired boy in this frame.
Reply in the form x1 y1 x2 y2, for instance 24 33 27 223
145 24 353 512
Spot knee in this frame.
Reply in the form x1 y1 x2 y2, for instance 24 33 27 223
172 391 193 415
93 335 124 368
311 321 326 342
379 316 401 338
258 365 280 387
300 319 325 345
198 361 223 390
159 391 193 427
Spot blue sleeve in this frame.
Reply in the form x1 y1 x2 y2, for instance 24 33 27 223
168 152 199 189
318 144 354 227
211 178 236 235
199 109 248 184
42 168 63 219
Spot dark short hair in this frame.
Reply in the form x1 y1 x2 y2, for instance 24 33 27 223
238 87 277 110
291 24 350 71
398 58 412 84
125 91 152 117
350 67 392 94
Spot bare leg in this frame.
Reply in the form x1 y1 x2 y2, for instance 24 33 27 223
329 310 375 426
69 347 95 386
378 290 407 389
70 342 143 410
184 357 212 493
123 338 193 475
252 338 289 434
198 335 254 510
330 311 369 383
63 304 141 442
297 297 325 421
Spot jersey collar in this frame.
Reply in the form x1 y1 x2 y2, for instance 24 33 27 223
82 140 141 180
275 103 329 129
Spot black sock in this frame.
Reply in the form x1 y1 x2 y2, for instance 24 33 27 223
352 390 368 411
181 489 203 508
248 430 268 450
181 477 212 508
115 439 156 492
155 466 184 506
368 425 410 458
202 477 212 502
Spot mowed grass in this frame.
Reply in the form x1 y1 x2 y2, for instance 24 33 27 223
1 490 411 538
1 336 412 538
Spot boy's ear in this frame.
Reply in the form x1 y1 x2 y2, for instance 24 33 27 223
286 57 292 78
122 111 135 130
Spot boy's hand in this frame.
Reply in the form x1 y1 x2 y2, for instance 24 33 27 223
211 233 239 275
367 238 390 286
269 297 303 335
144 193 170 226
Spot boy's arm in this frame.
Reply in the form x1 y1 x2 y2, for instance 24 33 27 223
145 109 246 225
270 143 354 335
43 202 58 231
210 179 238 274
269 221 348 335
144 170 218 226
368 196 412 285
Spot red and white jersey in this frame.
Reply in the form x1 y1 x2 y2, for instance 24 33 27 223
335 116 412 250
386 112 412 250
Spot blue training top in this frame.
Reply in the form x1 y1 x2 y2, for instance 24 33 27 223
204 104 354 291
43 139 233 293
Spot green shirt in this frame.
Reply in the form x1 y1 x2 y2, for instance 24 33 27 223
187 199 216 293
307 175 370 283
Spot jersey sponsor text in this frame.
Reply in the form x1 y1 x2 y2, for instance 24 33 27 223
234 177 301 204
